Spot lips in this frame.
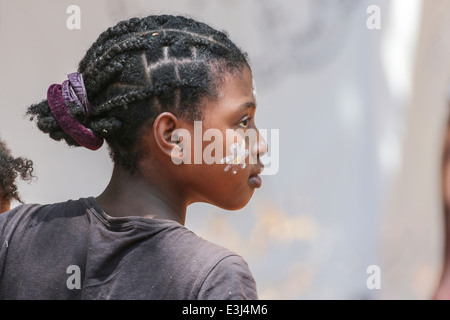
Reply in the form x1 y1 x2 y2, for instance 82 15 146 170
248 174 262 188
248 166 264 188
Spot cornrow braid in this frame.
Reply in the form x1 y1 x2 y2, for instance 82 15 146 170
27 14 249 172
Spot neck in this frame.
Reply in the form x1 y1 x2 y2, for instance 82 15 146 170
96 165 187 225
0 198 11 214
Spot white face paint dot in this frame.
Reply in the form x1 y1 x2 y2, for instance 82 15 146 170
220 140 249 174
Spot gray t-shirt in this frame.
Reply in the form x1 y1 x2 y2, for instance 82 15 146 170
0 197 258 300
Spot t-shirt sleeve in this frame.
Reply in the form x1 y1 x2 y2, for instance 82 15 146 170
196 254 258 300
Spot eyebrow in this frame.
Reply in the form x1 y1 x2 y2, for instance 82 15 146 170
237 101 256 111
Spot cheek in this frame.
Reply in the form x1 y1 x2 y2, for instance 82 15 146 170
219 137 249 171
187 127 256 209
198 163 254 210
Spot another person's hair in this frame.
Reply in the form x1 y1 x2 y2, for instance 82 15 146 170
27 15 249 172
0 138 34 203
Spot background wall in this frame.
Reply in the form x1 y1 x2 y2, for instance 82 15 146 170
1 0 450 299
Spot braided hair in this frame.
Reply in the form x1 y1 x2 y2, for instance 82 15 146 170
0 138 34 203
27 15 250 172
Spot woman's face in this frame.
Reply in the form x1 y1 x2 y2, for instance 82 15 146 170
179 66 267 210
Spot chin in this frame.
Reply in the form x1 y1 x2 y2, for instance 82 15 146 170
216 191 255 211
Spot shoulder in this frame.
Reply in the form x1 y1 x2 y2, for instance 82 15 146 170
0 203 43 235
0 198 88 241
172 229 258 300
197 252 258 300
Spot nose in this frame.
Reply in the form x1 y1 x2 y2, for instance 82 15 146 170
251 130 268 160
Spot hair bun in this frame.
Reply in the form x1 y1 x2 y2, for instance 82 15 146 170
46 73 104 150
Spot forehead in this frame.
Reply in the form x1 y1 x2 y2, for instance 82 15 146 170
205 66 255 112
220 65 254 96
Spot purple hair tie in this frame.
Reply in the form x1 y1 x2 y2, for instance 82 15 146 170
61 72 92 115
47 72 103 151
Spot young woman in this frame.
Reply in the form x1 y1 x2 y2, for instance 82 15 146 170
0 15 267 299
0 138 34 214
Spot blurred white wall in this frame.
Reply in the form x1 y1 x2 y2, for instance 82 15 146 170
1 0 449 299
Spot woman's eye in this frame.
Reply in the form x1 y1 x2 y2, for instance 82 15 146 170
238 117 252 128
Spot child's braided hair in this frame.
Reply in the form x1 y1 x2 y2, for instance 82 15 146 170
27 15 250 172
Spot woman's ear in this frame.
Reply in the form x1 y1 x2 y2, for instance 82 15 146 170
153 112 181 158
